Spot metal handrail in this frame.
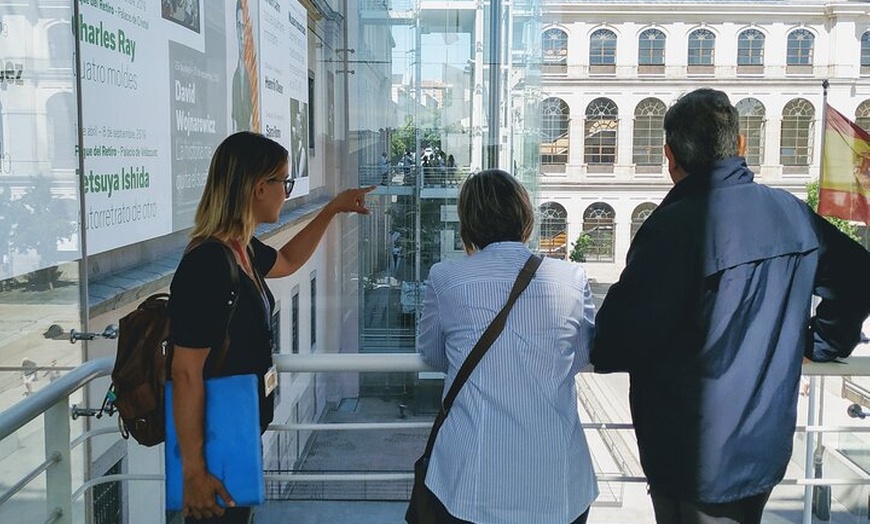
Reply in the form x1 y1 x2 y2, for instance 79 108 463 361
802 358 870 376
268 421 637 432
1 354 865 445
4 354 870 523
272 352 431 373
0 357 114 442
0 452 61 506
275 353 870 376
72 473 164 502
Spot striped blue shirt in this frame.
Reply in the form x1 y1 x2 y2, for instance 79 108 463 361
417 242 598 524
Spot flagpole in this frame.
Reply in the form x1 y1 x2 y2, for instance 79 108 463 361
819 78 829 192
803 79 830 524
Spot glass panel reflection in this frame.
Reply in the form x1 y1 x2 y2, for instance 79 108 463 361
0 2 84 523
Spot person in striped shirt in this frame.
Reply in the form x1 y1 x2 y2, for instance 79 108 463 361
417 169 598 524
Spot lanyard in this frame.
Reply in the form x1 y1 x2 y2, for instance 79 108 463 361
230 240 273 329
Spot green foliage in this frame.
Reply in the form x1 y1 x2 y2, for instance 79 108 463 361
569 232 594 263
0 190 14 259
12 176 76 289
390 116 416 161
805 180 861 242
389 115 443 162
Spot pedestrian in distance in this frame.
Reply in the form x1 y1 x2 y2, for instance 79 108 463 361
591 88 870 524
389 230 402 277
379 152 390 185
44 359 61 382
169 131 374 523
21 358 38 396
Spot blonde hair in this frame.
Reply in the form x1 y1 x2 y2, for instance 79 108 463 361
458 169 534 253
191 132 288 243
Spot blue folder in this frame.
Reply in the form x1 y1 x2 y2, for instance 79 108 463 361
164 374 264 510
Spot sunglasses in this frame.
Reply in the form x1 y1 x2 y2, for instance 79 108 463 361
268 177 295 198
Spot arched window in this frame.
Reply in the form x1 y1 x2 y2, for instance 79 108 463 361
539 202 568 259
590 29 617 65
47 21 73 68
737 29 765 66
585 98 618 166
862 31 870 72
633 98 666 167
46 93 77 169
582 202 615 262
736 98 766 167
856 100 870 132
541 97 569 165
543 28 568 64
631 203 657 242
780 98 815 167
688 29 715 66
787 29 814 66
638 29 666 66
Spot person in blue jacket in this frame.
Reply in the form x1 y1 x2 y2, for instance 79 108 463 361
591 88 870 524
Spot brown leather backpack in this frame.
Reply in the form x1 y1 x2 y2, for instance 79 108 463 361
110 242 239 446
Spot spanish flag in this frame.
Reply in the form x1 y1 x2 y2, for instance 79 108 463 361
819 103 870 226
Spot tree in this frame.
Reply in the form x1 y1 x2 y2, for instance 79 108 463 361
12 176 77 289
389 114 444 162
805 180 860 242
390 116 416 161
569 232 594 263
0 190 14 270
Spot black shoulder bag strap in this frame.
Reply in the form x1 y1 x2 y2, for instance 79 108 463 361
420 254 543 460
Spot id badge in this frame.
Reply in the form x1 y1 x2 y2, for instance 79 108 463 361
264 365 278 397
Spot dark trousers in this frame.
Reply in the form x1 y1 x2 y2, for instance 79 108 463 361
650 489 771 524
430 493 589 524
184 507 252 524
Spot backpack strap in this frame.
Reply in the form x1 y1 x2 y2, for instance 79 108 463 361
210 243 240 374
183 238 241 376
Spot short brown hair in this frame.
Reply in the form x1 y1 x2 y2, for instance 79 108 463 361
458 169 534 252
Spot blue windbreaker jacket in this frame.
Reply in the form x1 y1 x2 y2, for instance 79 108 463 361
591 157 870 503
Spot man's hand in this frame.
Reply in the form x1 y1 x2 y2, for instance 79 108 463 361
182 470 235 520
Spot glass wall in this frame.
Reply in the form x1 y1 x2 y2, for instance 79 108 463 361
0 1 85 522
3 1 870 523
348 0 541 395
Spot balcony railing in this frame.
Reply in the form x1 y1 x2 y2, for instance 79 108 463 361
359 165 473 191
2 354 870 523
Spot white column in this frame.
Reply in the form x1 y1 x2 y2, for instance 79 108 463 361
616 114 633 180
764 112 783 180
569 114 584 167
44 401 72 524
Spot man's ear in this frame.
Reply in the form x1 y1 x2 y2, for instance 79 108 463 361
664 143 687 184
664 143 682 172
737 134 747 157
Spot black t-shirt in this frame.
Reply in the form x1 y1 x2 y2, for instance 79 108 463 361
169 237 278 430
